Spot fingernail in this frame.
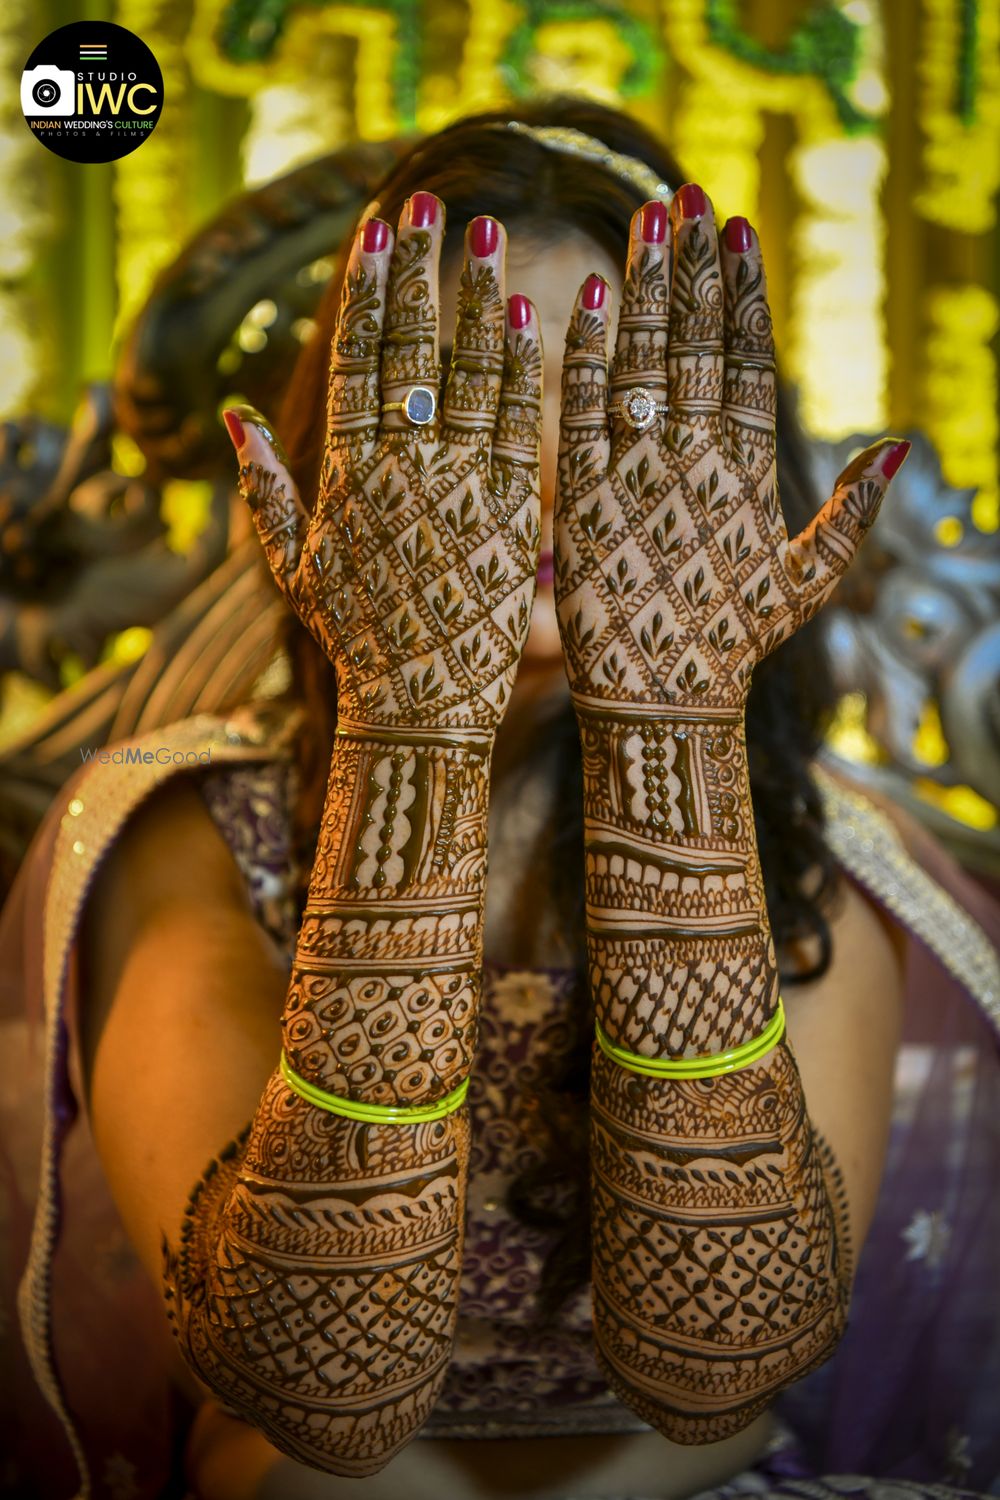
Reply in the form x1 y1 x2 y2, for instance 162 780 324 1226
676 183 707 221
409 192 437 228
471 215 498 258
640 201 668 245
222 409 245 450
508 294 530 330
724 216 753 253
223 404 290 465
880 439 911 481
361 217 389 253
583 274 606 310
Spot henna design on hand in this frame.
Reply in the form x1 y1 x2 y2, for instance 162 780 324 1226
554 191 905 1440
556 201 907 716
165 199 544 1473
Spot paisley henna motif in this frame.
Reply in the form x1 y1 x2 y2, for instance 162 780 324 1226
554 191 900 1440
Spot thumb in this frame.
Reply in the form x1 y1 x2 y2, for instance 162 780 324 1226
784 437 910 616
223 404 308 605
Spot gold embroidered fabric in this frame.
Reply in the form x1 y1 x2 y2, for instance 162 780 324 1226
814 764 999 1028
17 701 300 1500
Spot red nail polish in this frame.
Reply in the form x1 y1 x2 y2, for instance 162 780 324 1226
222 409 245 450
583 274 606 310
880 439 911 481
471 216 498 258
409 192 437 228
361 217 389 253
724 216 752 253
676 183 707 221
508 294 530 330
640 201 668 245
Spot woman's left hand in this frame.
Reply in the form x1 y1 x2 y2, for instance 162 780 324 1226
554 184 909 714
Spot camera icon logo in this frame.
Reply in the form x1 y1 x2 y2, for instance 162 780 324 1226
21 65 77 118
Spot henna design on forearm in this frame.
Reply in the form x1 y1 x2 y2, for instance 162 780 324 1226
582 711 852 1440
553 194 896 1442
590 1042 852 1442
165 201 544 1474
162 732 488 1475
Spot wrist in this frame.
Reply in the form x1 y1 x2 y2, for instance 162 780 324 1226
312 723 492 900
573 700 752 850
333 713 496 756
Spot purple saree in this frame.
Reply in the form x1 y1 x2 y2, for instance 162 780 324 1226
0 700 998 1498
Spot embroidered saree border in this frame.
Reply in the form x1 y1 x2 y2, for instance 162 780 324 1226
16 705 296 1500
814 765 1000 1033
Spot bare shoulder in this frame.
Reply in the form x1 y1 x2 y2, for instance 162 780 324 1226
783 874 906 1261
83 771 249 923
79 774 253 1076
78 770 288 1285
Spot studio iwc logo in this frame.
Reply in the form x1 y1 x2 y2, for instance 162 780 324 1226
21 20 162 163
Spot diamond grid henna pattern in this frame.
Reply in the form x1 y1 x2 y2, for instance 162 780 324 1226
557 286 893 713
163 1086 469 1474
589 1044 851 1442
165 208 544 1473
298 437 538 729
554 199 873 1442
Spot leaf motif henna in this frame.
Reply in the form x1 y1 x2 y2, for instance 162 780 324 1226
555 202 865 1437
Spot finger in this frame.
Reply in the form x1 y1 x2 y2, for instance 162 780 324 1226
783 438 911 619
326 215 394 461
490 294 543 596
223 406 307 605
720 216 776 467
441 215 506 438
381 191 444 435
667 183 724 425
557 273 611 515
610 199 671 438
493 294 543 479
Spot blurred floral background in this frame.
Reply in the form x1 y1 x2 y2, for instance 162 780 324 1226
0 0 997 879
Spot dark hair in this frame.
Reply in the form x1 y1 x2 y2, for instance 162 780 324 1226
274 97 841 1317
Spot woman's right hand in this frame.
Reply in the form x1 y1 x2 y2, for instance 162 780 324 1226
223 193 543 735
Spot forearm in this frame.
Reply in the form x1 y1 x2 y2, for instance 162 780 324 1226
581 702 853 1441
164 724 491 1474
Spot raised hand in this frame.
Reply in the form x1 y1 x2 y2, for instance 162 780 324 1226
555 188 908 1443
233 194 542 732
555 187 908 713
165 204 544 1475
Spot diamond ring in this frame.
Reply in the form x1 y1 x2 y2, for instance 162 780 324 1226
609 387 668 432
382 385 437 426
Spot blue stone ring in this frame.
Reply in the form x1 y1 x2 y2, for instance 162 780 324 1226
382 385 437 426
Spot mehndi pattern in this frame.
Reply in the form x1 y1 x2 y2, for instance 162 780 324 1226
164 197 542 1473
555 191 902 1440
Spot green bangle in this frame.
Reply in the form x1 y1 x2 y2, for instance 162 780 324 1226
595 997 786 1080
279 1050 470 1123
